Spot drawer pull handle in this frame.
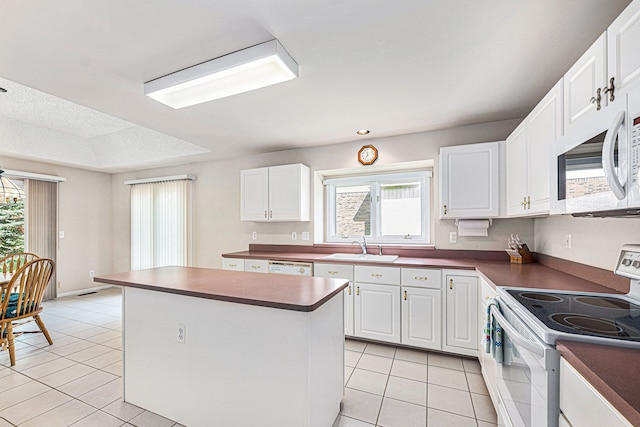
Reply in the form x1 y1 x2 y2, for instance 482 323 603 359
252 265 261 269
356 286 360 296
371 273 383 278
449 279 453 290
328 271 338 275
414 276 427 281
403 290 407 301
229 264 237 267
348 285 352 295
264 210 267 219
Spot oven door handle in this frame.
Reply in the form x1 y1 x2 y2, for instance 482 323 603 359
490 306 545 358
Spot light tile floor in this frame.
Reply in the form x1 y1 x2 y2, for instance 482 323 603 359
1 288 497 427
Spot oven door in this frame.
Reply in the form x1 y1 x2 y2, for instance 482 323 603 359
491 304 560 427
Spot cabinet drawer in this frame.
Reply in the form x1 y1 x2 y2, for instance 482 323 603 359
355 265 400 285
314 263 354 281
244 259 269 274
480 277 497 306
222 258 245 271
401 268 441 289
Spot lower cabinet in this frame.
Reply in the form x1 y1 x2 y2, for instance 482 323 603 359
314 263 355 336
354 282 401 344
401 286 441 350
443 270 478 356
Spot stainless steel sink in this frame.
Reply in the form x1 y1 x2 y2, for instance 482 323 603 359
322 253 398 263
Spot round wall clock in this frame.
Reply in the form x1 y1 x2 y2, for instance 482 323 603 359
358 145 378 165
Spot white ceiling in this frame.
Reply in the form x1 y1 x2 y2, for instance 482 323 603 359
0 0 632 173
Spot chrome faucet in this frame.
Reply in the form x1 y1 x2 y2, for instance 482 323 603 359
352 236 368 255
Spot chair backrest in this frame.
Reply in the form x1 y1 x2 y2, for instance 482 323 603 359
0 253 40 274
0 258 54 321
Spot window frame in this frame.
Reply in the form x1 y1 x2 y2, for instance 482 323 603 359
325 170 431 245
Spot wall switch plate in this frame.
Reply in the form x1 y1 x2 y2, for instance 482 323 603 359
291 231 297 240
301 232 310 241
89 270 95 278
177 323 186 344
450 231 458 244
59 231 65 238
252 231 257 240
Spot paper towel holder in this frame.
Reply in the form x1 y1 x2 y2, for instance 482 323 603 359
454 219 493 227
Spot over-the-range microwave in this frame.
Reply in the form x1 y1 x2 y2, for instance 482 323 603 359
551 87 640 217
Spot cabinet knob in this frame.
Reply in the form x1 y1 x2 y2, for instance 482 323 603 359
348 285 352 295
403 290 407 301
590 87 602 111
269 210 272 219
449 279 453 290
443 204 447 215
603 77 615 102
356 286 360 296
264 210 267 219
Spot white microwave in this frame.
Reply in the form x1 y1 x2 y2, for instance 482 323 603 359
551 88 640 216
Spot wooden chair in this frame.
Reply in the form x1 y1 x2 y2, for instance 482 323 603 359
0 252 40 274
0 258 55 366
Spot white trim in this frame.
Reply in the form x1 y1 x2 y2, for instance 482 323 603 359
57 284 114 298
125 174 196 185
3 169 66 182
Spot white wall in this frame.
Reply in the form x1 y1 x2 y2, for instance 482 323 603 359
111 119 535 273
1 157 112 294
534 215 640 270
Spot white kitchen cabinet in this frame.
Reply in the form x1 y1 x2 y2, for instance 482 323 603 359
314 263 355 336
607 0 640 102
222 257 245 271
506 79 563 216
401 286 441 350
560 357 632 426
439 141 502 218
477 277 500 418
244 258 269 274
240 164 310 222
354 282 401 344
354 266 401 344
563 32 607 135
443 270 478 356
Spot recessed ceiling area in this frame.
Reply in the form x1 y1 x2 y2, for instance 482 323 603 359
0 1 631 173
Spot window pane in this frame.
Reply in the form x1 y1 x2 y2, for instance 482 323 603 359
335 185 371 237
380 182 421 236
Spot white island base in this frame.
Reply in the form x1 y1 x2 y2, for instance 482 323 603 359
122 287 344 427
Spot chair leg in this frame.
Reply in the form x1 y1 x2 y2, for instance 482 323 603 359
34 315 53 345
7 323 15 367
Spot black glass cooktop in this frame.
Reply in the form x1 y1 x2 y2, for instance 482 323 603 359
506 290 640 341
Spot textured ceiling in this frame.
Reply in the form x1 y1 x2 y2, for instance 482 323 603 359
0 0 632 172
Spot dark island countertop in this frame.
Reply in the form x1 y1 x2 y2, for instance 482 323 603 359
94 266 348 312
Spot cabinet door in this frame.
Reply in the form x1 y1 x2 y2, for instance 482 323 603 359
354 282 401 344
222 258 245 271
607 1 640 101
439 141 501 218
563 32 607 135
401 287 441 350
445 274 478 351
240 168 269 221
527 79 563 214
268 164 310 221
505 121 528 216
344 283 354 336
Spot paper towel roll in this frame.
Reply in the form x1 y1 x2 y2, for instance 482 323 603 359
457 219 490 237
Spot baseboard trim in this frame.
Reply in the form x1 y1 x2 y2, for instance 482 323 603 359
57 285 114 298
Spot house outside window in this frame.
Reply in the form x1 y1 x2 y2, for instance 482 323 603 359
326 171 431 244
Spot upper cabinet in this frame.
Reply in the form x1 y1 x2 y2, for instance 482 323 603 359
506 79 563 216
564 1 640 133
439 141 502 218
240 164 310 222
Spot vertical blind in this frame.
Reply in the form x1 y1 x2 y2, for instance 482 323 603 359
130 179 192 270
25 179 58 300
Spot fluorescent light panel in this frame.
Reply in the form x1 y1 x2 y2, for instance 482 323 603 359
144 39 298 109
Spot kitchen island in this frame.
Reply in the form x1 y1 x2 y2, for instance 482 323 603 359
94 266 348 427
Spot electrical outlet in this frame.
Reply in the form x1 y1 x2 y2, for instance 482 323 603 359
177 323 186 344
566 233 572 249
301 232 310 241
89 270 95 278
450 231 458 244
59 231 65 238
252 231 257 240
291 231 297 240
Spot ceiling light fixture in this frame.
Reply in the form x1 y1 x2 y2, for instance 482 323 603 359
144 39 298 109
356 129 370 135
0 168 24 204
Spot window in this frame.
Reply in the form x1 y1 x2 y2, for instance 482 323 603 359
325 171 431 244
129 178 193 270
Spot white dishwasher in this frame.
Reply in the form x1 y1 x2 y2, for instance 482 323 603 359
268 261 313 276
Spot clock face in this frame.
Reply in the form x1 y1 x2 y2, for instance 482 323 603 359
358 145 378 165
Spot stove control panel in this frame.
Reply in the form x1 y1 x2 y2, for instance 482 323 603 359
615 244 640 280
